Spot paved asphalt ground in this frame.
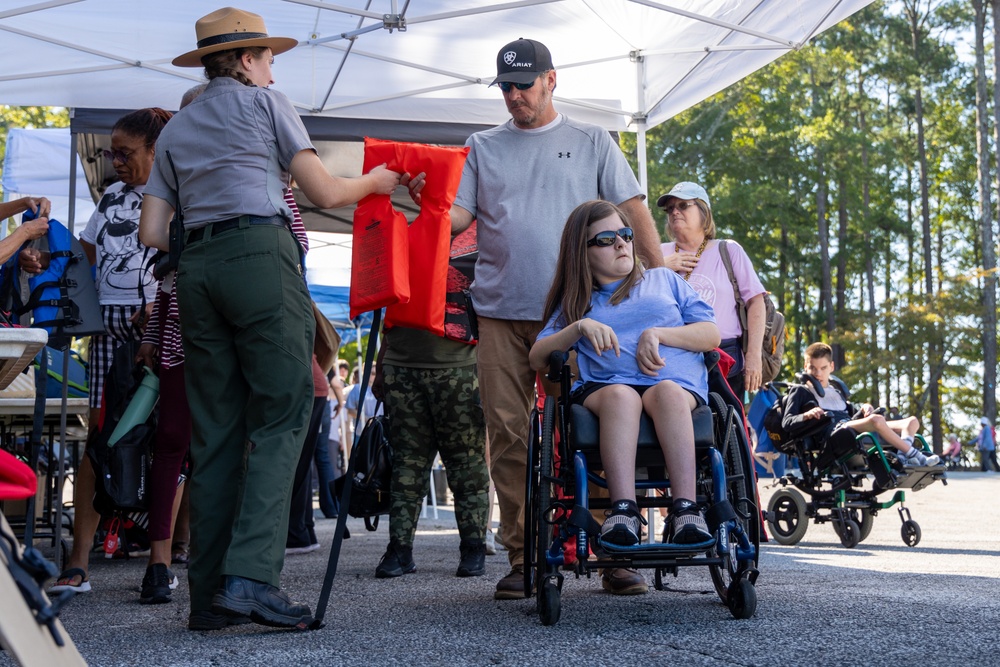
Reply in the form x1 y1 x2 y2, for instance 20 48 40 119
3 472 998 666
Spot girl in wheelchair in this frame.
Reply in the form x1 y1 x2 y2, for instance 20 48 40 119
528 200 721 547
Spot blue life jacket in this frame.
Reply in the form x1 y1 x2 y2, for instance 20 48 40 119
14 212 104 347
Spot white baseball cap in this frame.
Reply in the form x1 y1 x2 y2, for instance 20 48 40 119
656 181 711 210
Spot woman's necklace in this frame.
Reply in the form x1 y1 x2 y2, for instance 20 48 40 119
682 238 710 281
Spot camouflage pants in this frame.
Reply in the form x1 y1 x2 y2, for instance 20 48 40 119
383 363 489 546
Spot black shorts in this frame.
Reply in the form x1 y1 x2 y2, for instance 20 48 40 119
570 381 705 407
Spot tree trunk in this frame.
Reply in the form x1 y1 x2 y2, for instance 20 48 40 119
983 0 1000 426
860 73 879 407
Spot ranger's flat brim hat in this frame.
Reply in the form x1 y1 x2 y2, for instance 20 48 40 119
173 7 298 68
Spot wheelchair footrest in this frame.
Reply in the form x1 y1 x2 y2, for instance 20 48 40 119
595 536 715 558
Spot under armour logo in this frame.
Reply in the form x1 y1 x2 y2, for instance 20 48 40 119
558 152 571 158
503 51 517 65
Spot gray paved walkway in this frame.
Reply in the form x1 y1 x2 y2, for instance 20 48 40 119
3 472 998 666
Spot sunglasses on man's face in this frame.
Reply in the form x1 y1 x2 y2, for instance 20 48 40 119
587 227 634 247
498 80 537 93
664 200 697 215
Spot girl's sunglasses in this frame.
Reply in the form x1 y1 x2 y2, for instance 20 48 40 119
498 80 536 93
587 227 634 247
663 200 697 215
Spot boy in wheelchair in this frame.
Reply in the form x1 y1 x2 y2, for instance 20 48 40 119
783 343 941 468
528 200 720 547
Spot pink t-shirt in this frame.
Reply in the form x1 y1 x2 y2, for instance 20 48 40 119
660 239 766 340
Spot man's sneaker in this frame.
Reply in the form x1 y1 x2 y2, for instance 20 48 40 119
374 540 416 578
485 529 498 556
601 567 648 595
139 563 172 604
666 498 713 545
494 566 529 599
601 499 644 546
456 540 486 577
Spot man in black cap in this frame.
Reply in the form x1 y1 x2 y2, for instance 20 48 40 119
446 38 664 599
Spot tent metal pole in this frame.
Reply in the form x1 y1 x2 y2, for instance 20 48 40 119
634 54 649 197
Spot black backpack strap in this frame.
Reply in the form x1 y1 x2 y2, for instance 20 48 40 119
311 307 383 629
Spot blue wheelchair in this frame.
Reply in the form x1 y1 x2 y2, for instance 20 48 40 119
524 350 761 625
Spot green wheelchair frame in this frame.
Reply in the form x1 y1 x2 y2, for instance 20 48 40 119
767 431 947 548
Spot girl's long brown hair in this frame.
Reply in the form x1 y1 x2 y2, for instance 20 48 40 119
202 46 268 86
540 200 645 329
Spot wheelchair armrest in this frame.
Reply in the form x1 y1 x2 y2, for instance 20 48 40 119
547 351 566 383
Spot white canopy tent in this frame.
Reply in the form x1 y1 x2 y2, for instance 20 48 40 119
1 0 875 195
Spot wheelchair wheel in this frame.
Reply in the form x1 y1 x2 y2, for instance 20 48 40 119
524 407 540 598
709 402 759 607
532 397 557 601
538 579 562 626
901 519 921 547
727 578 757 620
833 517 861 548
767 488 808 545
855 509 874 543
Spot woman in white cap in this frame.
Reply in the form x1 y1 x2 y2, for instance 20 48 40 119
657 182 766 399
139 7 405 632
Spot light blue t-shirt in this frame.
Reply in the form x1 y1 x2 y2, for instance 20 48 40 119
537 268 715 400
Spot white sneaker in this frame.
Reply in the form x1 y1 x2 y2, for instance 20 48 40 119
903 448 940 467
485 529 498 556
285 542 321 555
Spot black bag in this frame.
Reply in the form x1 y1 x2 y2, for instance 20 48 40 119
762 397 794 454
87 341 157 514
332 410 392 531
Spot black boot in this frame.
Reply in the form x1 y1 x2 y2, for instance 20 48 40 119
375 540 416 578
456 539 486 577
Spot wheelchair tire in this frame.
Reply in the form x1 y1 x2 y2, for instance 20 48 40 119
901 519 921 547
532 397 557 601
767 487 808 545
709 398 759 606
524 407 540 599
538 579 562 626
855 509 874 543
728 578 757 620
834 517 861 548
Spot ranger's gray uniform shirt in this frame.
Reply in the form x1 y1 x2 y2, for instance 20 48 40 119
454 114 643 321
145 77 314 229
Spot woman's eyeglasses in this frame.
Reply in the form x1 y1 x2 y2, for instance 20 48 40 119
498 80 536 93
587 227 634 247
102 148 134 164
664 200 697 215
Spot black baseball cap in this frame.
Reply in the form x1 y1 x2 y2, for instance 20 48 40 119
491 38 554 85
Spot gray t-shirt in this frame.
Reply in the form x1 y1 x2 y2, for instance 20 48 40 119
454 114 643 321
145 77 314 229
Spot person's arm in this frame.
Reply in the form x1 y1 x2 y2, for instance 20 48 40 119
450 204 474 236
289 150 401 210
0 218 48 264
138 195 175 251
618 196 663 269
529 318 620 371
634 321 720 376
0 196 50 221
743 293 766 392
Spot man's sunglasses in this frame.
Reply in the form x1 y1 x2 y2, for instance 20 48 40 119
663 200 697 215
498 80 536 93
587 227 634 247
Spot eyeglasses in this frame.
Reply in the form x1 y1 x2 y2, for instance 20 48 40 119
102 148 135 164
498 80 537 93
664 200 697 215
587 227 634 247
